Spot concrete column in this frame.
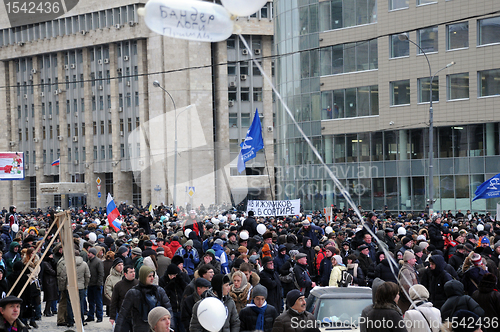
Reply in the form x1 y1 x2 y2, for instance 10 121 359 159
325 136 333 164
57 52 69 209
0 61 14 207
486 123 495 156
82 48 96 207
399 129 408 160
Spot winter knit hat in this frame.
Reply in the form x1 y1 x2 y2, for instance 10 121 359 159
112 257 123 269
471 253 483 266
403 251 415 262
166 264 180 276
88 247 97 255
409 284 429 301
139 265 155 285
286 289 303 308
184 240 194 248
148 306 171 331
131 247 142 255
252 285 268 299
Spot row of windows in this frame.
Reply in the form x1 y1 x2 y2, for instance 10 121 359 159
0 5 139 46
321 85 379 120
316 0 377 32
228 87 263 102
390 0 436 11
390 68 500 106
19 117 140 141
390 16 500 58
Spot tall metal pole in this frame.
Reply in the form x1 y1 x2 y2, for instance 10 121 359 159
398 34 454 214
153 81 177 209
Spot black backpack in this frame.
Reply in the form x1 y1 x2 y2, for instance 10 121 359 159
339 270 353 287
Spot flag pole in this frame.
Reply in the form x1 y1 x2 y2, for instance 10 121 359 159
258 109 276 218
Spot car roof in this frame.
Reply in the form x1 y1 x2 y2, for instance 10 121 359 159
310 286 372 299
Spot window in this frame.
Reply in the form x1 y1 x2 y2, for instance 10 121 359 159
253 87 263 102
229 113 238 127
108 120 112 134
227 63 236 75
100 121 105 135
67 124 71 136
390 0 409 11
390 33 409 58
418 0 436 5
447 22 468 50
94 146 98 160
227 36 235 49
82 123 85 136
93 121 97 135
478 16 500 46
391 80 410 105
320 39 378 75
319 0 377 31
101 145 105 160
418 77 439 103
241 113 250 127
479 69 500 97
418 26 438 53
108 145 113 159
447 73 469 100
241 87 250 101
82 147 86 161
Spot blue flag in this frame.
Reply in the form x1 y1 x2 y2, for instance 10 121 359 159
237 109 264 173
472 173 500 201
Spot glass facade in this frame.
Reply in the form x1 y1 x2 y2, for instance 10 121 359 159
275 0 500 213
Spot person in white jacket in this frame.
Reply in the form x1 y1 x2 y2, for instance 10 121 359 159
329 255 347 287
403 284 442 332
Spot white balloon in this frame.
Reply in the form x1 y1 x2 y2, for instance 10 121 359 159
185 228 192 237
197 297 227 332
89 232 97 242
477 224 484 231
211 217 217 223
143 0 234 42
95 219 101 225
11 224 18 233
257 224 266 235
325 226 333 234
231 214 236 221
222 216 228 222
221 0 268 17
240 230 249 240
218 214 223 220
213 218 220 225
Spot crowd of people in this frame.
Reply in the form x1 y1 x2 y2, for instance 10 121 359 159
0 203 497 332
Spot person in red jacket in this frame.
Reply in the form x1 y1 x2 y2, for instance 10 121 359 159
167 236 182 256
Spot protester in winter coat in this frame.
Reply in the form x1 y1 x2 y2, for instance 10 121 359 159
273 245 289 272
229 271 253 313
374 253 399 283
41 250 58 317
346 254 365 286
293 253 315 297
104 258 124 304
461 253 487 295
4 242 21 277
428 217 444 251
197 250 222 274
190 274 240 332
175 240 200 277
180 277 211 332
159 264 188 332
258 256 282 312
360 278 385 332
329 255 347 287
398 250 419 314
440 280 484 322
403 285 442 332
363 281 407 332
211 239 230 274
420 255 452 309
114 266 173 332
471 273 500 332
272 290 315 332
319 247 334 286
7 261 37 328
298 237 316 276
167 237 182 256
109 265 139 330
239 285 278 332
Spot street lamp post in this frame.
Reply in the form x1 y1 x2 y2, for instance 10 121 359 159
153 81 192 211
398 33 455 214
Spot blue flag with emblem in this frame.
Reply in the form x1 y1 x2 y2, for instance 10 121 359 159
237 109 264 173
472 173 500 201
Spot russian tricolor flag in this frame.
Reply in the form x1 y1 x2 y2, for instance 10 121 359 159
107 193 122 232
51 158 60 166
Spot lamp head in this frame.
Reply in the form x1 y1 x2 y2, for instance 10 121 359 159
398 33 409 41
153 80 160 88
447 61 456 68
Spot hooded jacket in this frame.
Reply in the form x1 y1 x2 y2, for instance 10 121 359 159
41 255 58 302
403 301 442 332
420 255 452 309
259 264 283 312
440 279 484 321
472 275 500 331
76 255 91 290
374 258 399 283
104 265 123 300
4 241 21 276
273 245 289 272
190 275 240 332
167 240 182 255
298 237 316 275
0 225 11 253
211 242 229 274
329 264 347 287
428 222 444 251
114 266 173 332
